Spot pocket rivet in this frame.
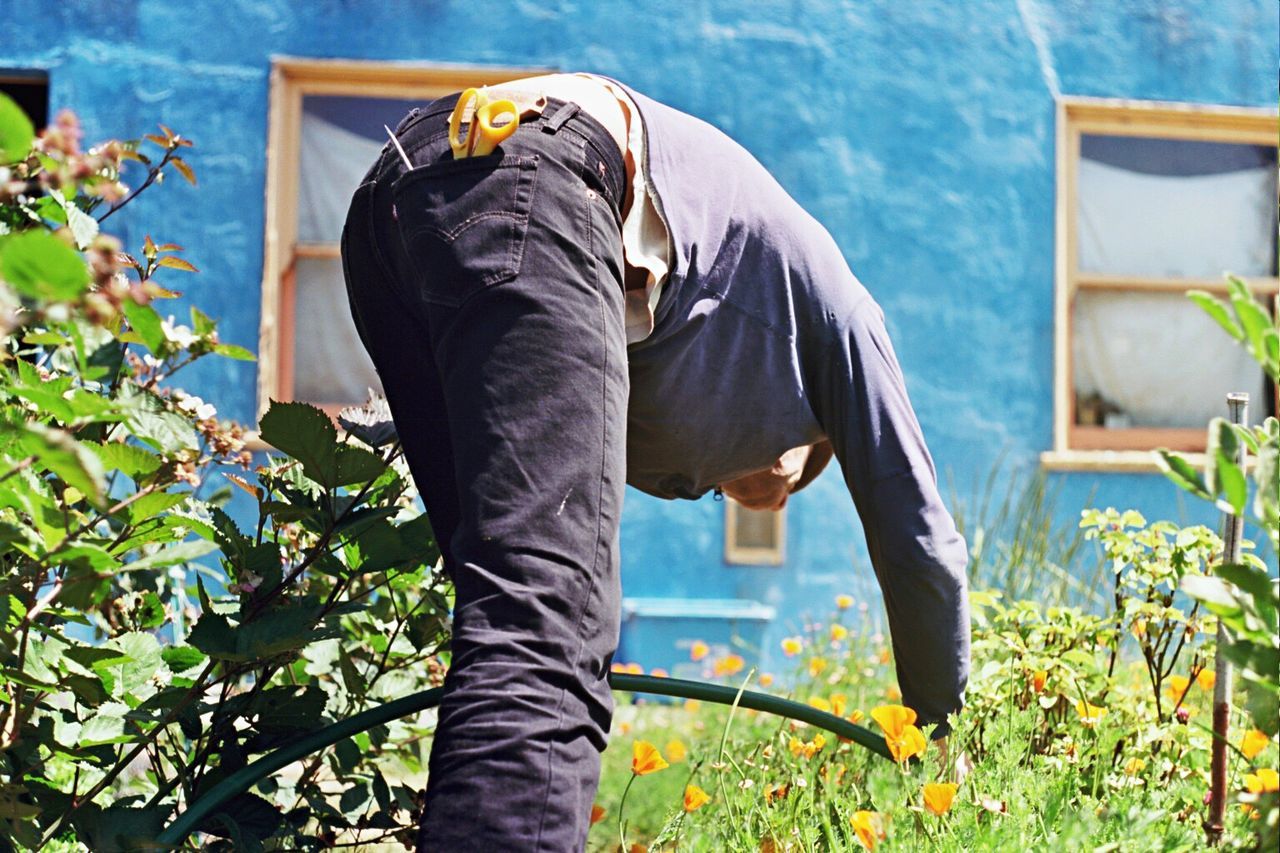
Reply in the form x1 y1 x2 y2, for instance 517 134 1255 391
586 189 596 199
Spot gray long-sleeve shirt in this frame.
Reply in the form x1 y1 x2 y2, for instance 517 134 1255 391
617 82 970 727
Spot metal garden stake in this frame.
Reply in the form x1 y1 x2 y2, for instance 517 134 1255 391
1206 391 1248 845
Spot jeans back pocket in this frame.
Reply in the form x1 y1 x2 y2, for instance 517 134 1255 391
392 154 539 308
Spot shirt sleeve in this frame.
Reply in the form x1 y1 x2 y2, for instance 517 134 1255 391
803 297 970 732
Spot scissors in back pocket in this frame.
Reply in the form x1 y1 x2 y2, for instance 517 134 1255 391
448 88 521 159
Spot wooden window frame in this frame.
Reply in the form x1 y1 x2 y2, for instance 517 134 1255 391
724 500 786 566
1041 96 1280 472
256 57 548 428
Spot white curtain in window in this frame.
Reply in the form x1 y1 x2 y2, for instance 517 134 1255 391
1074 155 1273 428
293 257 382 405
298 112 385 244
1078 158 1275 279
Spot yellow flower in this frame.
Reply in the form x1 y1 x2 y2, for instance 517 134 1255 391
1241 729 1271 761
1164 675 1192 705
684 699 701 713
830 693 848 717
589 803 606 824
1032 670 1047 694
665 739 688 763
849 709 865 724
922 781 958 816
631 740 669 776
789 734 825 759
759 672 775 688
624 662 644 675
650 667 669 678
690 640 709 661
1075 700 1106 728
781 636 803 657
808 656 828 678
871 705 927 763
1196 669 1216 691
885 685 902 701
713 654 744 677
830 623 849 642
878 648 892 665
1123 757 1146 776
788 736 804 758
807 696 832 713
683 784 711 812
835 593 854 610
1244 768 1279 794
618 721 632 735
849 810 886 850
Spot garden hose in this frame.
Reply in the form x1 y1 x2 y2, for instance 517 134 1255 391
156 672 891 847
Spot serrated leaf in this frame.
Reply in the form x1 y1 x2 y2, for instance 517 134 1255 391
15 422 107 507
170 156 197 185
123 301 167 354
0 230 91 301
258 400 338 489
0 92 35 163
1154 449 1211 501
161 645 206 672
156 255 198 272
212 342 256 361
124 539 217 572
335 445 386 487
1187 290 1243 341
125 490 190 525
89 441 163 480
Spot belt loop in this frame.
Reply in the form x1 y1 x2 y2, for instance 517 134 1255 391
543 101 581 134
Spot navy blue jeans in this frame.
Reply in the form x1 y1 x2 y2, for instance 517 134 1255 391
342 96 629 851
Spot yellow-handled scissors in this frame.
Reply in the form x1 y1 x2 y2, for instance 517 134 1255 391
449 87 521 159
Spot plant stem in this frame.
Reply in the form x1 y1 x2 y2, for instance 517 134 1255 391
617 772 637 852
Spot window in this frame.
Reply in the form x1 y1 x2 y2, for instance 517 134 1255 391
258 58 546 419
0 68 49 130
1045 98 1279 470
724 501 785 565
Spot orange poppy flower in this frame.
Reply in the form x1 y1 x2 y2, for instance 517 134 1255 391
871 704 926 762
665 739 688 763
885 685 902 701
1245 768 1279 794
849 810 886 850
808 696 832 713
1196 669 1216 691
830 693 848 717
713 654 745 677
683 784 711 812
649 667 669 678
1032 670 1047 694
1241 729 1271 760
589 803 606 824
835 593 854 610
1075 700 1106 728
689 640 709 661
808 656 829 678
922 781 958 816
1123 757 1146 776
632 740 669 776
1164 676 1192 705
849 709 865 724
624 662 644 675
781 636 803 657
759 672 775 688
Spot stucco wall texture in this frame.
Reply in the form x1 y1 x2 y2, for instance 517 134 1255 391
3 2 1276 671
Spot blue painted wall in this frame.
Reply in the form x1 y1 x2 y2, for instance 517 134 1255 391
4 1 1275 675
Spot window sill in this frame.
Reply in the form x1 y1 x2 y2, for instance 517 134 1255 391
1039 449 1207 473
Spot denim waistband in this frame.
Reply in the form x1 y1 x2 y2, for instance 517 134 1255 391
391 93 627 210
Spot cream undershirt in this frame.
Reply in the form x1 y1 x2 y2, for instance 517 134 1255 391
494 73 670 343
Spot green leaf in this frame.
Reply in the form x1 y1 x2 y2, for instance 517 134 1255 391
1207 418 1247 515
1216 562 1278 604
198 793 281 843
78 705 129 745
122 388 199 453
1154 449 1210 502
15 422 107 507
124 539 217 572
1181 574 1242 617
134 591 167 629
123 301 167 354
161 645 206 673
125 490 190 525
188 605 238 660
254 683 327 732
212 343 256 361
1187 289 1243 341
89 441 163 480
0 230 91 301
49 189 99 250
0 92 35 163
1227 276 1275 367
258 400 338 488
94 632 165 698
335 444 386 487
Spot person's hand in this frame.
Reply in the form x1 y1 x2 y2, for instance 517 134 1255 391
719 446 812 510
933 735 973 784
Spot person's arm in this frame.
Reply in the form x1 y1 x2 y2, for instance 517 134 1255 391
803 297 970 734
